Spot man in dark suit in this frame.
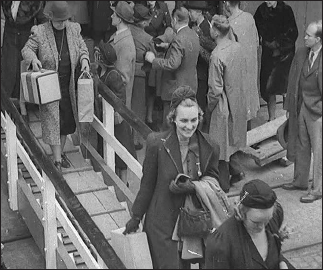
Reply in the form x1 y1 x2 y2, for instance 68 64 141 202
145 6 200 130
282 20 322 203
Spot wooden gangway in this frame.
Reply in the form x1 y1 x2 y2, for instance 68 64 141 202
1 78 152 268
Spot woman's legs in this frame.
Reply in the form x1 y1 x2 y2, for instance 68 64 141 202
267 95 276 121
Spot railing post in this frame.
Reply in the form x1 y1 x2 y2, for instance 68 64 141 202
5 112 18 211
42 172 57 269
102 99 115 171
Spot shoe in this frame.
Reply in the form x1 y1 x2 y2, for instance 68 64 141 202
54 161 62 171
61 153 71 168
230 172 245 185
300 194 322 203
134 143 143 151
281 183 308 191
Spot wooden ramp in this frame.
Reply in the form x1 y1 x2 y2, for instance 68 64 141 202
2 110 131 268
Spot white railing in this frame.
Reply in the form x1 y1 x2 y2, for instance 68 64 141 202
1 111 106 269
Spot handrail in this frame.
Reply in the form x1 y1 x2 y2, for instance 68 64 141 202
96 77 152 140
1 89 126 269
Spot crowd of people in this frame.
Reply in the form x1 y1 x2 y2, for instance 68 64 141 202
1 1 321 269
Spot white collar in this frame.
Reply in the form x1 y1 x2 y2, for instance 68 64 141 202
115 27 128 36
177 24 188 34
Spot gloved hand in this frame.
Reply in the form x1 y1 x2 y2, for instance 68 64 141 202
123 217 140 235
169 179 195 194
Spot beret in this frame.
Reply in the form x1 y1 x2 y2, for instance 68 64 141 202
170 85 197 109
98 40 117 65
240 179 277 209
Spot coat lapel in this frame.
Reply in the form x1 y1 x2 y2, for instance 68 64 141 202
162 128 183 174
197 131 214 174
65 22 76 74
307 50 322 77
44 22 59 69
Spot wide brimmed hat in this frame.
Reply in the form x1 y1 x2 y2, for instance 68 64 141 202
184 1 209 10
277 119 289 150
98 41 117 65
43 1 71 22
111 1 134 24
240 179 277 209
133 4 152 22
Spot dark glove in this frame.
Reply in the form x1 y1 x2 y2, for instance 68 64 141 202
123 217 140 235
169 179 195 194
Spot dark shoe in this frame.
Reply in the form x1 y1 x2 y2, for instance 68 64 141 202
61 153 71 168
300 194 322 203
134 143 143 151
230 172 245 185
54 161 62 171
282 183 308 191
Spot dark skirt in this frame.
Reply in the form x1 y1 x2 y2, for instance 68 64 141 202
59 75 76 135
260 48 295 102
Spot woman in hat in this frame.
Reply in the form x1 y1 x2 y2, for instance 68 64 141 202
129 3 156 149
94 41 137 185
123 85 229 269
205 179 293 269
22 1 90 171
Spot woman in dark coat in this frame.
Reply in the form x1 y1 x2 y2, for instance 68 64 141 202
205 179 294 269
95 41 137 184
123 86 225 269
254 1 298 121
1 1 46 99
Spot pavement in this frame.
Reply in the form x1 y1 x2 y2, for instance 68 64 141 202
1 99 322 269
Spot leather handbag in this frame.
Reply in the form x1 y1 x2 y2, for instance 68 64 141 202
177 202 212 238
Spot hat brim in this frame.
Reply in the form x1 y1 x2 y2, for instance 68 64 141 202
277 119 289 149
111 6 134 23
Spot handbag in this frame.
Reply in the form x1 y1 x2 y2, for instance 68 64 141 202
77 71 94 122
177 196 212 238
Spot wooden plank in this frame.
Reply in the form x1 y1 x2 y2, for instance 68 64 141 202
56 201 101 269
110 210 131 228
64 171 108 195
57 237 77 269
76 193 108 216
247 115 287 146
92 214 119 240
93 189 126 213
66 152 93 170
257 150 287 167
255 140 284 160
28 121 42 138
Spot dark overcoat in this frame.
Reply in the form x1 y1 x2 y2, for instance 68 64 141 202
131 126 221 269
254 1 298 102
284 47 322 162
204 202 294 269
152 25 200 101
1 1 46 98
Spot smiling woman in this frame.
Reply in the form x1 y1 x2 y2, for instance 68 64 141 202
123 85 226 269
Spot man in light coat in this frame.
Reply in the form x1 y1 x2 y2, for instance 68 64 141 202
145 6 200 129
109 1 136 109
282 20 322 203
207 15 247 193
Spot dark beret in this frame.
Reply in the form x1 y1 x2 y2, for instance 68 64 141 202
170 85 197 109
240 179 277 209
98 40 117 65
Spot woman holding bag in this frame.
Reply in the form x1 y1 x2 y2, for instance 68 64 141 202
21 1 90 171
123 85 229 269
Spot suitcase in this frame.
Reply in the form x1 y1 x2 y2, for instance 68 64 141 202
21 69 61 104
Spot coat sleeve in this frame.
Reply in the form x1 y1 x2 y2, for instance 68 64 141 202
73 23 90 65
205 230 231 269
151 36 184 71
284 49 299 111
115 44 135 89
131 133 159 219
207 53 223 112
21 25 41 67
